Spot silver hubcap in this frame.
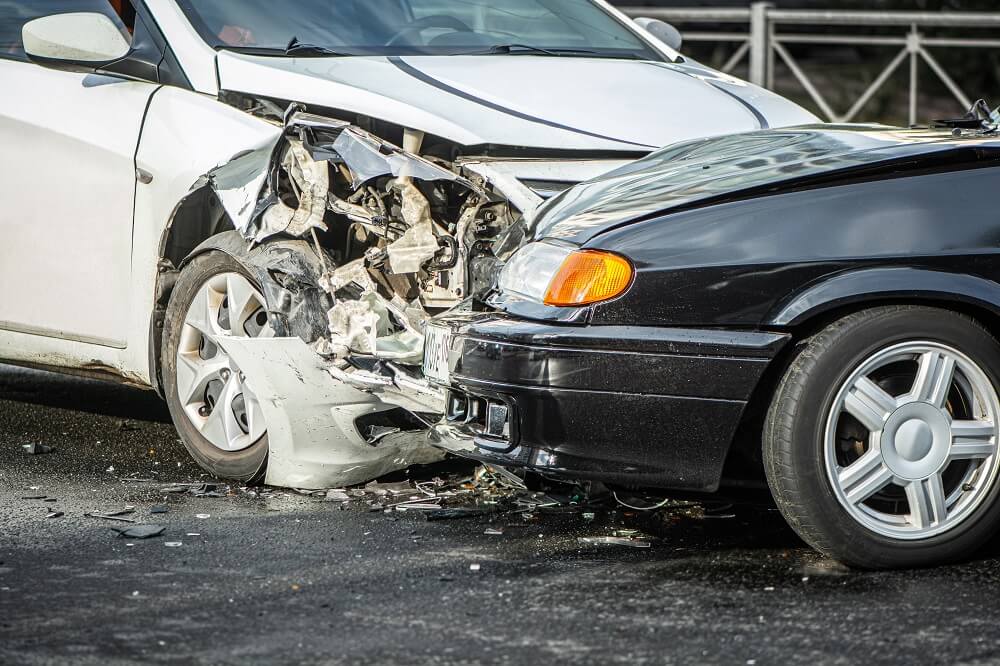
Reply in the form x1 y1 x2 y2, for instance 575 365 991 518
175 272 273 452
825 341 1000 539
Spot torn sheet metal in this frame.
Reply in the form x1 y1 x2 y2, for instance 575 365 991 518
217 336 442 490
203 133 281 236
316 124 475 190
255 139 330 242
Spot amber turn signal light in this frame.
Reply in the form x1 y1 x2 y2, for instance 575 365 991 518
543 250 634 307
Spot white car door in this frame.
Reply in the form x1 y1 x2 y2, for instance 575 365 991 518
0 1 157 349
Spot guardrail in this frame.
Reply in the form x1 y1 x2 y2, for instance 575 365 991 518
621 3 1000 124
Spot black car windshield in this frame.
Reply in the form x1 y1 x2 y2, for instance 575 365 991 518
175 0 662 60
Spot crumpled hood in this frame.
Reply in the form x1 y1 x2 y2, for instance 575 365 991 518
531 125 971 244
216 52 817 152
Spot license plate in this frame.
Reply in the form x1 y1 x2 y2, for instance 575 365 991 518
423 324 452 384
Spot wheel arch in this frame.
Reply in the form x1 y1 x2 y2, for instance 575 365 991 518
721 267 1000 491
149 227 333 397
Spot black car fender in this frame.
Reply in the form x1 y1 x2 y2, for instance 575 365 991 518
766 266 1000 328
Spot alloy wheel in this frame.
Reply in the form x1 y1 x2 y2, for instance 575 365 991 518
175 272 273 452
825 341 1000 539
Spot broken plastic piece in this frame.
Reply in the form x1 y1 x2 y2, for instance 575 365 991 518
21 443 55 455
112 525 166 539
578 536 651 548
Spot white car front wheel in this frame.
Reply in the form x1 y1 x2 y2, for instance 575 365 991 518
162 251 273 481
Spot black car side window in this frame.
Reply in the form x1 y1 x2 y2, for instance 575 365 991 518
0 0 129 62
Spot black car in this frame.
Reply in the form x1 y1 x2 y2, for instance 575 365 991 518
426 122 1000 569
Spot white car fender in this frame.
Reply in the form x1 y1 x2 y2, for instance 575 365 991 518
130 86 281 385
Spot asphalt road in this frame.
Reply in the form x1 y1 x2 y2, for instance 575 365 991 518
2 365 1000 665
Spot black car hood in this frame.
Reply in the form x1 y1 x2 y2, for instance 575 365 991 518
530 124 993 245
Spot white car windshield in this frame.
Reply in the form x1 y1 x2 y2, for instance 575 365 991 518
175 0 661 60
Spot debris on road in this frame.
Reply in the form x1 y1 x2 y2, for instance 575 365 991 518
112 525 166 539
164 542 183 548
150 505 169 514
578 535 652 549
86 508 137 523
323 490 350 502
46 511 64 519
21 443 55 455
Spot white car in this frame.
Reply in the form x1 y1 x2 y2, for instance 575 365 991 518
0 0 817 489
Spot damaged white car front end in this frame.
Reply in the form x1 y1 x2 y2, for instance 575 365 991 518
195 108 549 488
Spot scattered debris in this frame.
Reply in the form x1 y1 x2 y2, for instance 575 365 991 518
469 563 481 572
164 542 183 548
364 481 418 496
115 420 142 432
150 505 169 515
484 528 504 536
21 443 55 455
20 495 46 500
46 511 64 519
112 525 165 540
195 514 211 520
578 536 652 549
426 507 493 521
86 512 138 524
324 490 350 502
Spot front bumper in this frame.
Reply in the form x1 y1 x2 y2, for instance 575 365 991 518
428 312 790 492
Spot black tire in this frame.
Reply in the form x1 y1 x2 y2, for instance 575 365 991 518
764 305 1000 569
161 251 268 482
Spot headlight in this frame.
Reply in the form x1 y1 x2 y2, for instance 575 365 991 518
498 241 634 307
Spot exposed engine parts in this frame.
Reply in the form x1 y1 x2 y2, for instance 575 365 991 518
205 108 521 401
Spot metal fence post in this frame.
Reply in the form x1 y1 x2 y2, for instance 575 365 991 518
907 25 920 126
749 2 774 87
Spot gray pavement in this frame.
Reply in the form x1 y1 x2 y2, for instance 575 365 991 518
1 365 1000 665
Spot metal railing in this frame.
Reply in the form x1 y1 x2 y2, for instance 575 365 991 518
621 4 1000 125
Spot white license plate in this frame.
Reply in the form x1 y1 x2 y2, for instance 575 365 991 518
423 324 452 384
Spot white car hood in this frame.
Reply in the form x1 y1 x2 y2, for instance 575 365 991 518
216 52 818 152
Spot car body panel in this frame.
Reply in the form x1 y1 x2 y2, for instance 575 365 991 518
429 310 789 491
530 125 966 244
214 52 817 152
0 61 156 350
587 165 1000 328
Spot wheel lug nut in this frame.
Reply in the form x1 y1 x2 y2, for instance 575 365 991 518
221 369 231 381
198 406 211 417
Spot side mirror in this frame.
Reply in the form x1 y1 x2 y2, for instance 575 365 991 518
22 12 131 71
634 17 683 52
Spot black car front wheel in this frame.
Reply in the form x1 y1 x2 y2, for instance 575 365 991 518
764 305 1000 569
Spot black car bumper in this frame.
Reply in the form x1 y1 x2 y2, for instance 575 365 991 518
427 312 790 492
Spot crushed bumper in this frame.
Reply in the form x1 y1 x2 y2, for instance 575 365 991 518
427 312 790 492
